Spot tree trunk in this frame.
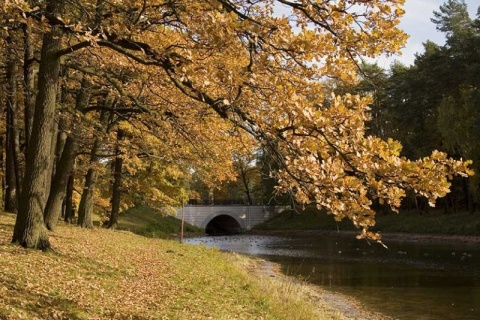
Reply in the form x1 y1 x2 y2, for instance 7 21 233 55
4 33 21 213
44 78 91 231
78 168 96 228
4 131 18 212
467 178 476 214
51 70 69 178
53 117 68 173
0 136 4 208
239 167 253 205
78 107 110 228
107 129 124 229
48 118 59 178
12 0 64 250
23 22 36 151
44 136 77 230
64 174 75 223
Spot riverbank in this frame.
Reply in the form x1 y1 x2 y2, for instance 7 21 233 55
255 206 480 237
250 258 388 320
0 212 376 320
248 228 480 245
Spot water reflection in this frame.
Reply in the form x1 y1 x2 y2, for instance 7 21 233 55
185 233 480 319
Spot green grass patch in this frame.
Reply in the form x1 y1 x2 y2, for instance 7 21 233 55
255 206 355 231
373 210 480 235
117 205 204 239
0 212 348 320
255 206 480 236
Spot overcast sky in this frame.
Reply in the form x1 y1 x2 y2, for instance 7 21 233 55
378 0 479 67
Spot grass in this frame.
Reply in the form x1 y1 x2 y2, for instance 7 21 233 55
117 205 204 239
255 206 355 232
0 212 348 320
373 210 480 235
254 206 480 236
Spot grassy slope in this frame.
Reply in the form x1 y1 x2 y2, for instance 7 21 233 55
256 207 355 231
0 212 346 320
117 205 204 239
255 206 480 235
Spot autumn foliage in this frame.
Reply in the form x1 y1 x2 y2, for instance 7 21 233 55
0 0 473 247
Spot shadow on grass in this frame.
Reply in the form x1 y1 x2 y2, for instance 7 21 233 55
0 277 89 320
0 250 141 319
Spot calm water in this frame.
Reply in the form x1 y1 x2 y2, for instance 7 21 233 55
185 233 480 320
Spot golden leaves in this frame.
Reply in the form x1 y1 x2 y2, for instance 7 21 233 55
270 90 472 241
6 0 468 241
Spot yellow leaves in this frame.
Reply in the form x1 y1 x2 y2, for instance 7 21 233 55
395 7 406 17
18 0 467 243
270 88 472 241
386 138 403 157
1 213 258 319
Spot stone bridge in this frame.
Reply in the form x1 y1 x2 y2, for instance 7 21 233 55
175 205 286 235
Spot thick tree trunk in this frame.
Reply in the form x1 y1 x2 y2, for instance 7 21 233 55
107 130 124 229
12 0 64 250
44 78 91 231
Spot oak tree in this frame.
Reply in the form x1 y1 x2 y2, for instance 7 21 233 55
1 0 473 248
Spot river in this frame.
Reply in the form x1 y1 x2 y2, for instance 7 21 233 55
185 232 480 319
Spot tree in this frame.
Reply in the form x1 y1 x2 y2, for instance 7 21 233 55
431 0 480 211
44 77 92 231
232 151 263 205
432 0 473 40
2 0 472 248
365 0 480 213
11 0 65 250
4 27 23 213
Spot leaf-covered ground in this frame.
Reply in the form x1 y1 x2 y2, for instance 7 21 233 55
0 212 349 320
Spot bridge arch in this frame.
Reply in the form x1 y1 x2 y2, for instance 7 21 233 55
176 205 284 232
202 213 244 235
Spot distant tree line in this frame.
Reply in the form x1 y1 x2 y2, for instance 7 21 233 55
353 0 480 213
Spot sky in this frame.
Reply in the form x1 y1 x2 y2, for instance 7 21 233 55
377 0 479 67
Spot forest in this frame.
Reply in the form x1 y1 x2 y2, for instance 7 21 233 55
355 0 480 215
0 0 475 250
